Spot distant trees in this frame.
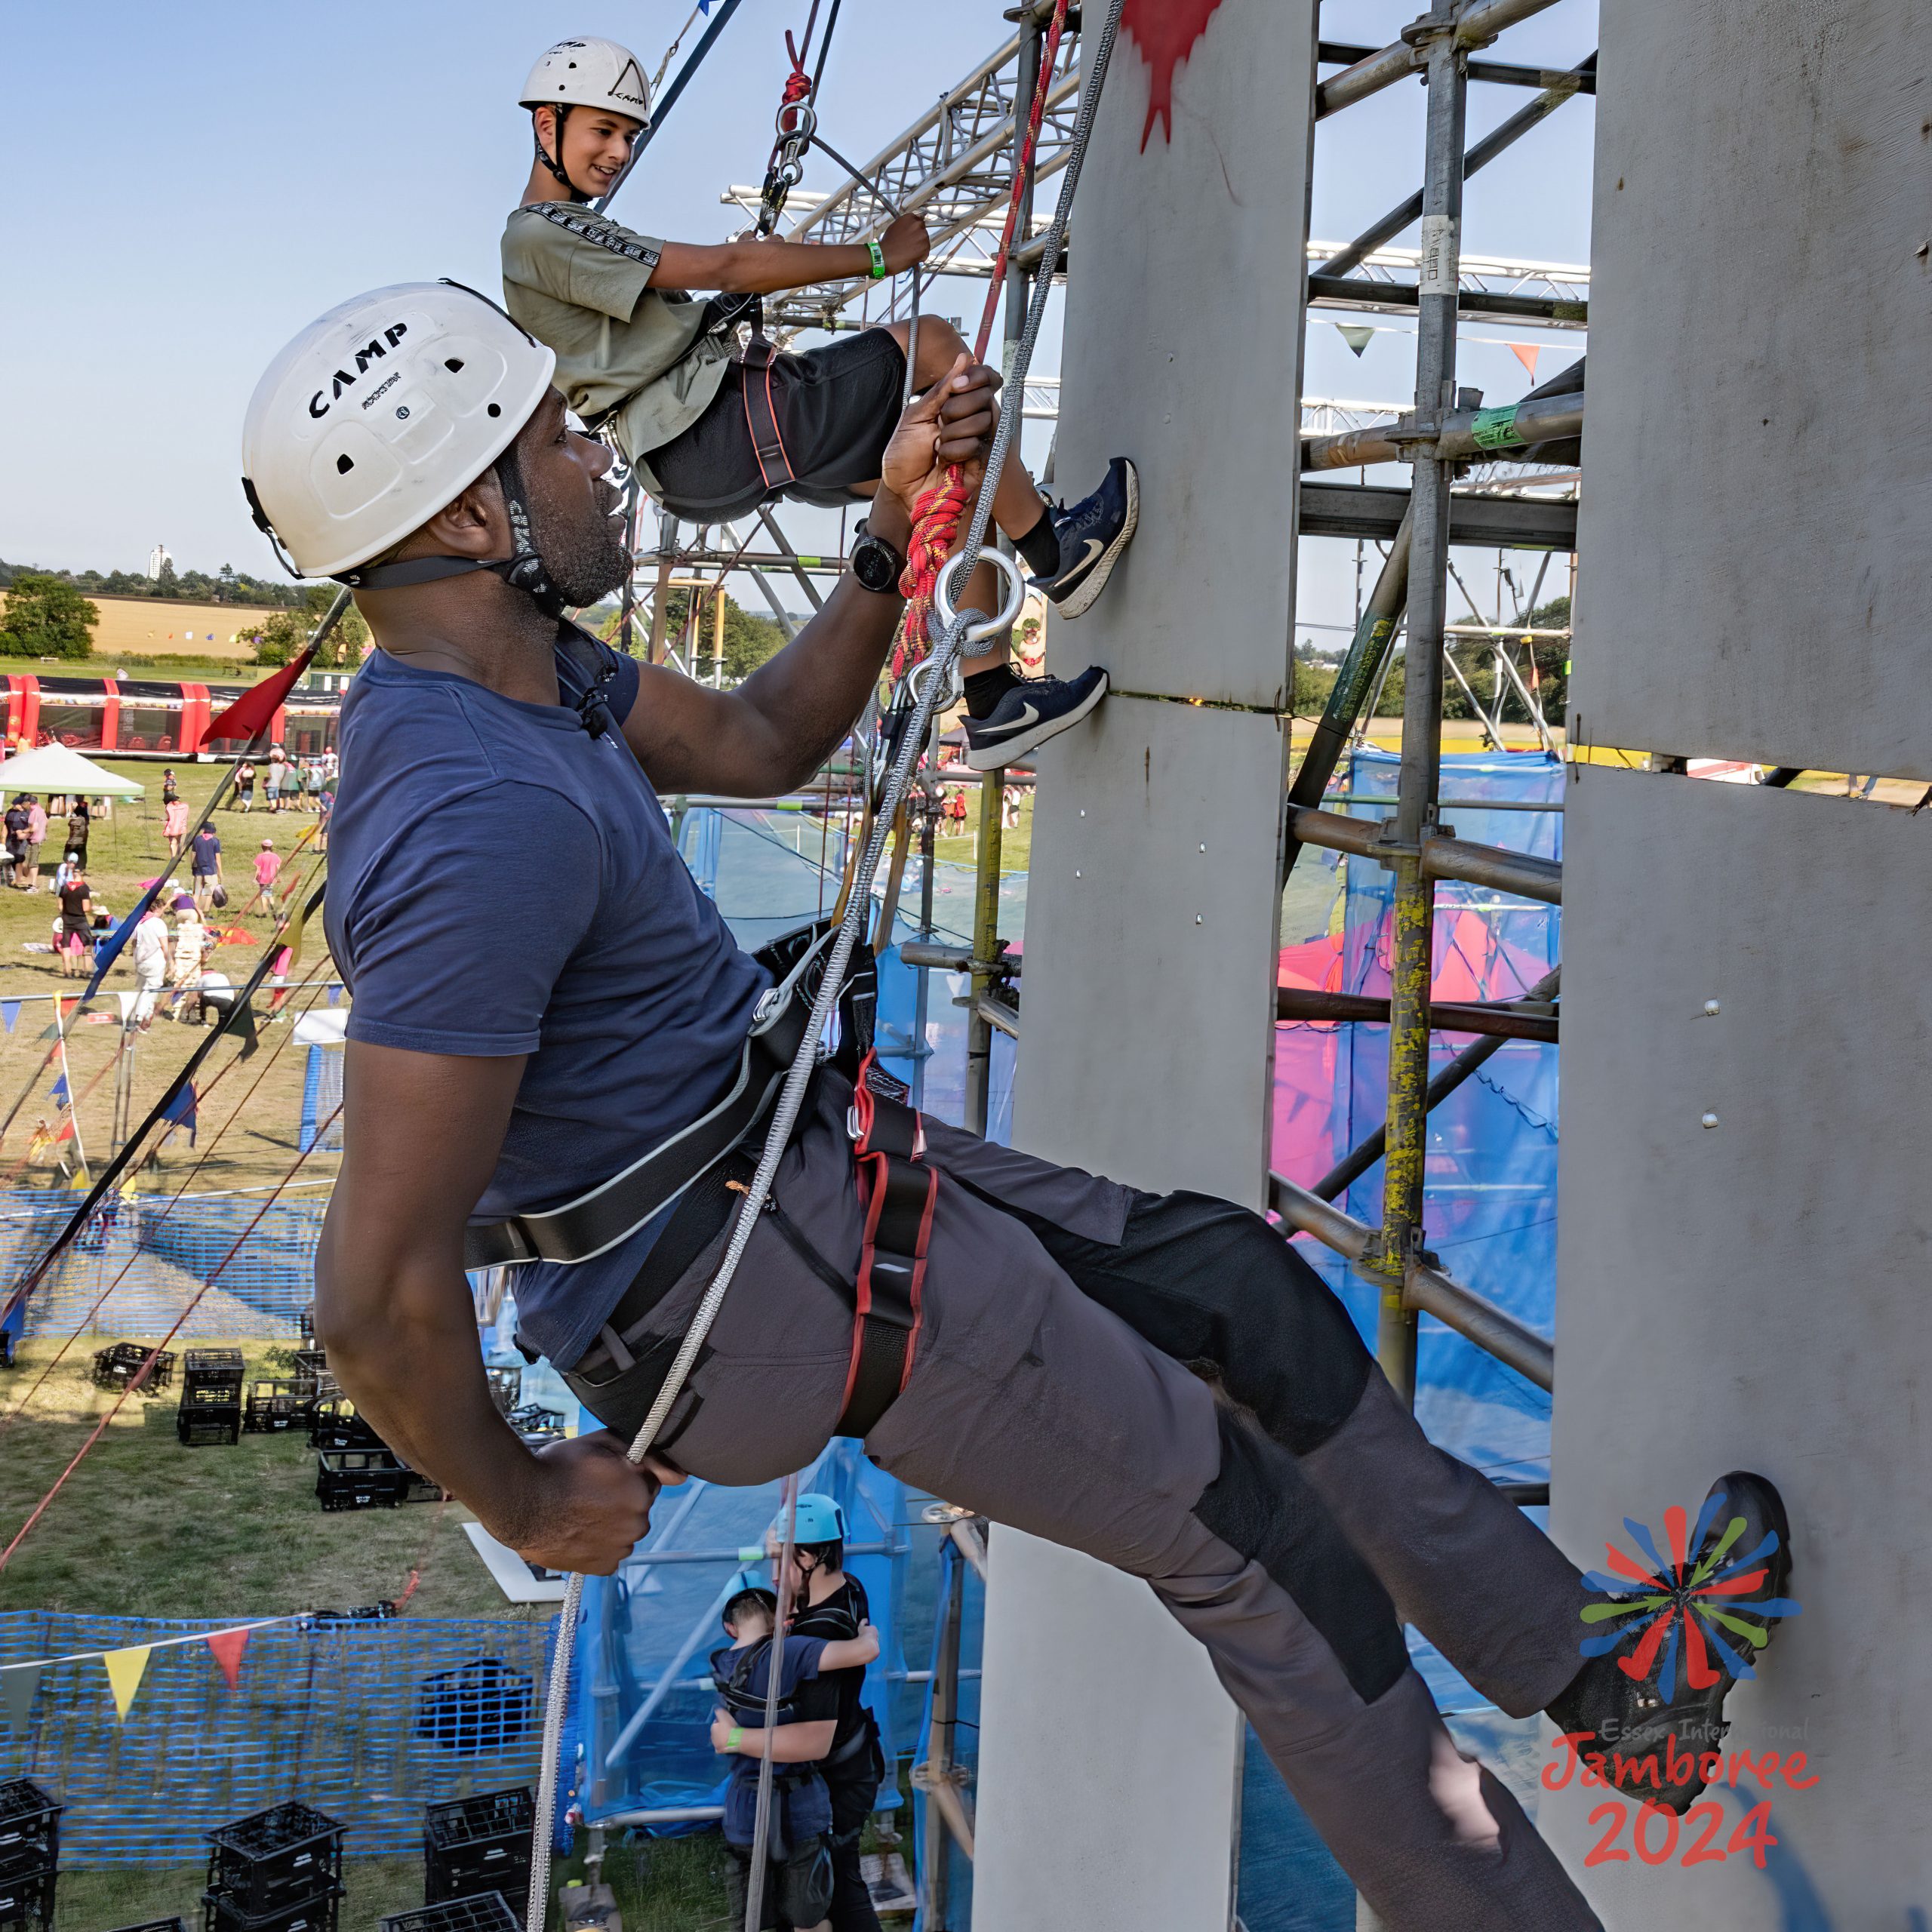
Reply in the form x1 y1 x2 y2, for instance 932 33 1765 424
240 586 368 668
0 575 98 659
0 557 306 608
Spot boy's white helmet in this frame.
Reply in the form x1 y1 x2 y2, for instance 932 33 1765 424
520 37 652 125
240 282 555 580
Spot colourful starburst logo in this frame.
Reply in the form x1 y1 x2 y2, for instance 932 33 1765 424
1579 1490 1801 1698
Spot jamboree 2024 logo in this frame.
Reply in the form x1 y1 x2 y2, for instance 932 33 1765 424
1546 1491 1804 1872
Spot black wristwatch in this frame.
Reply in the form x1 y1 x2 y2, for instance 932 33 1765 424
849 518 906 596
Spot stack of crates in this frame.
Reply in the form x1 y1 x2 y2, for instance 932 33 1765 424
290 1348 331 1402
202 1802 343 1932
423 1789 533 1911
308 1398 384 1452
314 1448 438 1512
485 1367 521 1416
244 1381 311 1435
0 1779 60 1931
380 1897 522 1932
93 1342 174 1393
177 1349 245 1447
505 1405 564 1445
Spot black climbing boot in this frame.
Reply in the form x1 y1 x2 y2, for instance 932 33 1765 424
1545 1469 1797 1815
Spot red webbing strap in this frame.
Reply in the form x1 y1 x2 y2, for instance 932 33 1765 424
740 335 797 490
835 1056 934 1438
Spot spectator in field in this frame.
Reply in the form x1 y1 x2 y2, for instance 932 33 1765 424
236 759 257 812
23 796 46 889
130 902 171 1030
167 902 206 1020
64 799 88 869
266 747 288 814
254 838 281 916
162 768 180 807
315 784 334 854
267 943 294 1017
190 824 223 910
2 800 27 890
56 862 92 978
162 790 189 860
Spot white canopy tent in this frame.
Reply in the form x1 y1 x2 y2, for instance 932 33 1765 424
0 744 145 798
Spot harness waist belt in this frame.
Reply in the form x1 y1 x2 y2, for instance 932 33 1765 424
463 924 837 1272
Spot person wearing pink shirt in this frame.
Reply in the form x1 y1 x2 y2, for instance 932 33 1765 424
253 838 281 917
23 798 47 889
162 794 189 860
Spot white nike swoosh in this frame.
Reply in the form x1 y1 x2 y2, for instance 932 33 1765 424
1060 537 1106 582
980 703 1041 738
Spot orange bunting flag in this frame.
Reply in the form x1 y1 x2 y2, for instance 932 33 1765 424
1511 343 1541 380
205 1626 252 1691
103 1644 152 1720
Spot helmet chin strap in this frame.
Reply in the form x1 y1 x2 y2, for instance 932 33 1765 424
534 107 591 202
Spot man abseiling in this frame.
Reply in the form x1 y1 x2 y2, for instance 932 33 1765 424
249 281 1794 1931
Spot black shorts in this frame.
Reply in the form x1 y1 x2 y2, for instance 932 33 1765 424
646 329 907 521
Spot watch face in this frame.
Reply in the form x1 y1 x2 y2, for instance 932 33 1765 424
854 539 898 593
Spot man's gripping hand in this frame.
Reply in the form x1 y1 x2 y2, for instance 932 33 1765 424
880 353 1001 511
881 214 932 275
492 1430 666 1575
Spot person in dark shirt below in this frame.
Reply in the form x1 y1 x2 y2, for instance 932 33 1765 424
710 1577 881 1932
783 1495 887 1932
189 825 223 912
55 863 92 979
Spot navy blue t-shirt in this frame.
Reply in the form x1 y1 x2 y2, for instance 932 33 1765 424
324 633 770 1367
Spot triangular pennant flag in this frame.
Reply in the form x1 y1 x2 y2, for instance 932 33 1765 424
0 1002 17 1034
0 1663 40 1735
1511 343 1541 380
84 900 148 999
48 1075 68 1109
103 1644 151 1720
161 1081 198 1146
205 1627 252 1691
1337 324 1375 358
204 638 320 744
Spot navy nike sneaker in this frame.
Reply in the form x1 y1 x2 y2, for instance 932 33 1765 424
1038 457 1140 618
961 665 1111 771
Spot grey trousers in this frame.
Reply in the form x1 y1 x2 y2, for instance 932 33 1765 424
580 1075 1600 1930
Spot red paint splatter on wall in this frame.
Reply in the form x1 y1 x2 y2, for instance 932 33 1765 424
1121 0 1229 149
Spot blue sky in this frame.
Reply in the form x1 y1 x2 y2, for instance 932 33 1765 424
0 0 1596 629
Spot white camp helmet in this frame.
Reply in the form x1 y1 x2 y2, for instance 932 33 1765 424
241 282 555 580
520 37 652 125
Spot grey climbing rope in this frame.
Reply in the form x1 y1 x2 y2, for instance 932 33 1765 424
526 2 1124 1917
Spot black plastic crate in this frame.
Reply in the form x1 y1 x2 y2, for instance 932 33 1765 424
200 1884 340 1932
107 1922 185 1932
93 1341 174 1392
485 1367 521 1415
289 1347 329 1395
505 1404 563 1442
182 1349 246 1407
205 1803 343 1915
315 1447 407 1511
245 1382 311 1434
0 1862 54 1930
177 1407 242 1447
0 1328 14 1369
381 1894 521 1931
424 1788 532 1903
308 1397 383 1452
0 1782 60 1877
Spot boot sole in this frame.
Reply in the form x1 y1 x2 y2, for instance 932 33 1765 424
1049 461 1140 620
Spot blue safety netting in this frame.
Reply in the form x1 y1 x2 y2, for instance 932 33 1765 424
1275 747 1561 1494
0 1612 554 1863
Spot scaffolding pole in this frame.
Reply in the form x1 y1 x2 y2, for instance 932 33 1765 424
1367 0 1470 1407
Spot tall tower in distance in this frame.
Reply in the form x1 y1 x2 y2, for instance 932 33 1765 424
147 543 171 580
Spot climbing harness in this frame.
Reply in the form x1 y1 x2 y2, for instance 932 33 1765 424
525 3 1126 1919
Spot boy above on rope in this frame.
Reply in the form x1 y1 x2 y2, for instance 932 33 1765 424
710 1575 881 1932
501 36 1135 771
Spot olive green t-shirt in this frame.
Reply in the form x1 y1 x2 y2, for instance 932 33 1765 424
500 202 733 478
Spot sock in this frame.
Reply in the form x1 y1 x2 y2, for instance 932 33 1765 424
1015 506 1061 580
963 664 1022 719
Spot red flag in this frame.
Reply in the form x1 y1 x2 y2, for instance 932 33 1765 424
205 1626 252 1690
1510 343 1542 380
204 638 319 745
